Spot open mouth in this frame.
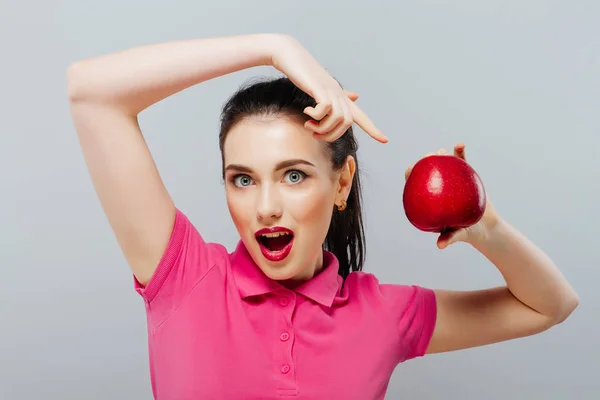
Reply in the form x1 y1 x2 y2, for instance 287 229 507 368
255 228 294 262
258 232 293 251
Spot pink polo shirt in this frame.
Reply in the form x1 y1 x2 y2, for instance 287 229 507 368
134 209 437 400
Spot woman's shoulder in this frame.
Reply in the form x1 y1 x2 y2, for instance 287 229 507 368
344 270 433 303
345 270 414 288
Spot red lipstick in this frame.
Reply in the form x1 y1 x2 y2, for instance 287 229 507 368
254 227 294 262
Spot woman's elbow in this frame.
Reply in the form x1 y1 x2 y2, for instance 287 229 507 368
553 292 580 325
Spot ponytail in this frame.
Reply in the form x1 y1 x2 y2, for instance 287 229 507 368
322 128 366 279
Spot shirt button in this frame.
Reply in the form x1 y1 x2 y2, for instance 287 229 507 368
281 364 290 374
279 297 289 306
280 332 290 341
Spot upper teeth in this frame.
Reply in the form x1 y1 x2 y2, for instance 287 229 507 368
261 232 290 238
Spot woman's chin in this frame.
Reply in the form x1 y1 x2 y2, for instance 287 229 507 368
257 261 298 281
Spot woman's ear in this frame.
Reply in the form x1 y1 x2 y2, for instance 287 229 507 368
336 155 356 200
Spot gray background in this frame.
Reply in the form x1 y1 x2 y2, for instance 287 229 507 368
1 0 598 399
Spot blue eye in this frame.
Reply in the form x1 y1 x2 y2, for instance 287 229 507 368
233 174 254 187
283 170 306 184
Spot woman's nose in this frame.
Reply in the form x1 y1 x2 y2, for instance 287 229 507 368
256 185 283 221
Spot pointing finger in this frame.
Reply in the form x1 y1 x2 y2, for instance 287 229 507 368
350 101 388 143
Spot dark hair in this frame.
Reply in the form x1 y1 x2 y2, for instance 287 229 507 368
218 76 366 279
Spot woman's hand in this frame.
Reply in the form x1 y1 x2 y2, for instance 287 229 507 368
404 143 501 249
270 35 388 144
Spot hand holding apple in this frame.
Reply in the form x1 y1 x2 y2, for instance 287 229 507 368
403 143 500 249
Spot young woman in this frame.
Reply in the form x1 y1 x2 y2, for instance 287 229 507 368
67 33 579 400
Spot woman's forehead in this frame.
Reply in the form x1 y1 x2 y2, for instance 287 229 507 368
223 117 329 169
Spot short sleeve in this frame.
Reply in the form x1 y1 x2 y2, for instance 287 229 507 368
133 209 225 322
379 284 438 361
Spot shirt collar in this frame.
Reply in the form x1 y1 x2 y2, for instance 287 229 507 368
230 240 342 308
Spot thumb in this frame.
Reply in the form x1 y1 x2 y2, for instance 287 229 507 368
344 91 359 102
437 228 469 249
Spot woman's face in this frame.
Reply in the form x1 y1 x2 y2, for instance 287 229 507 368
223 115 354 283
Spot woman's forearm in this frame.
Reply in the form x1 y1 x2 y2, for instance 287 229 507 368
66 34 282 115
472 218 579 323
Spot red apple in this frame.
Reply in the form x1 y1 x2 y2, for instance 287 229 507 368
402 155 486 233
